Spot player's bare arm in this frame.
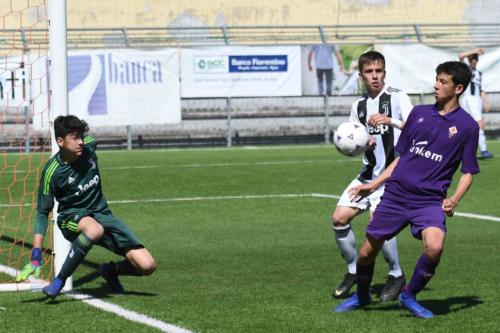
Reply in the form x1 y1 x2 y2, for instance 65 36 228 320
481 91 490 113
458 48 484 62
33 234 44 249
307 49 314 71
442 173 474 217
348 156 400 201
368 113 405 129
335 49 346 74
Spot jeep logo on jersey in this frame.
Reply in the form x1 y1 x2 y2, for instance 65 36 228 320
368 124 390 135
409 140 443 162
74 175 100 196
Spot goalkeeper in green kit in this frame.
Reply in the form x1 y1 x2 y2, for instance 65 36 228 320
16 115 156 298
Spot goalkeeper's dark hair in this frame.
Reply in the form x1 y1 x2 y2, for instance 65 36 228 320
54 115 89 139
358 51 385 72
436 61 471 97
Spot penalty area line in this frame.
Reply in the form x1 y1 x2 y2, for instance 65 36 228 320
311 193 500 223
0 264 194 333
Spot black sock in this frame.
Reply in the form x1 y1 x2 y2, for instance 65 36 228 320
58 233 93 280
356 262 375 297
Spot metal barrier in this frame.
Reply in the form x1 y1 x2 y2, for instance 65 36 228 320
2 23 500 51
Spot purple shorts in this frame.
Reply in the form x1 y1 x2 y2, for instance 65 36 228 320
366 198 446 240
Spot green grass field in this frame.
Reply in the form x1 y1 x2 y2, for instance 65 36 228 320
1 141 499 332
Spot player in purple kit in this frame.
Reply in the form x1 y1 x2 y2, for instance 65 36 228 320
334 61 479 318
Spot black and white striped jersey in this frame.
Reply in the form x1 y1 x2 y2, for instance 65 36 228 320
463 68 482 100
349 86 413 182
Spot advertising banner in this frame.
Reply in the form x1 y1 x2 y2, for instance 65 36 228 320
68 48 180 126
181 46 301 97
33 48 180 129
0 56 31 113
381 44 500 93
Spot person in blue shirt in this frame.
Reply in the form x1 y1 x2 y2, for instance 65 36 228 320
308 44 345 96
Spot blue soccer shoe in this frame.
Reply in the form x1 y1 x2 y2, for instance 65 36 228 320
333 293 372 313
42 277 65 299
399 292 434 319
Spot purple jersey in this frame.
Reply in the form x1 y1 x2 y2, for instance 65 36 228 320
382 104 479 207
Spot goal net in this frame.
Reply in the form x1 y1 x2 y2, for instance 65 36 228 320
0 0 54 287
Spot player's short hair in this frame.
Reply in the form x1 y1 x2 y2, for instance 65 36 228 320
358 51 385 72
54 115 89 139
436 61 471 96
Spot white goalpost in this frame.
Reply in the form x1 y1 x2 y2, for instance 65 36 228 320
0 0 72 292
48 0 73 292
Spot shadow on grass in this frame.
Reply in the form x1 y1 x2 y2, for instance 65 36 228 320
418 296 483 315
77 285 157 298
21 285 157 306
367 295 483 317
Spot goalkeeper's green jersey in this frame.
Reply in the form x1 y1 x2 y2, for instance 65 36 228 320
35 136 109 235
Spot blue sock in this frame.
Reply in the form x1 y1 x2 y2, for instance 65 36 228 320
407 254 439 296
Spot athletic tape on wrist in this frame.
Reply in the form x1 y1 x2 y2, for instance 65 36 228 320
390 118 402 129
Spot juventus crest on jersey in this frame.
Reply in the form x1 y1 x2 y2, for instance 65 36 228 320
349 86 413 181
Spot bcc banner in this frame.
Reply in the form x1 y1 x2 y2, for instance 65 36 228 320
181 46 301 97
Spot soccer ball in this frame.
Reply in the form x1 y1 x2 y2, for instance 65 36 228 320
333 122 370 156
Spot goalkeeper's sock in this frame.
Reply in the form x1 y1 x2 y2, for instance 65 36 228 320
115 260 144 276
58 233 94 280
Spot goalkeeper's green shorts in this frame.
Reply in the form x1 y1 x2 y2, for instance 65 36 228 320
58 212 143 256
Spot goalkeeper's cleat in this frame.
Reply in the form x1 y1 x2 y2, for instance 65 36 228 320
332 273 357 299
333 292 371 313
399 291 434 319
379 274 405 302
100 262 125 294
42 277 65 299
16 262 41 282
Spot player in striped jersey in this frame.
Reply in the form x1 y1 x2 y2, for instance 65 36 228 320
16 115 156 298
331 51 413 301
459 48 493 158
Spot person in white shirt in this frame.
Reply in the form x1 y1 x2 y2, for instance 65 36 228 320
459 48 493 158
331 51 413 301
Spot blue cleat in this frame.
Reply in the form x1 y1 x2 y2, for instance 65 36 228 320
42 277 65 299
399 292 434 319
481 150 493 159
333 293 371 313
100 262 125 294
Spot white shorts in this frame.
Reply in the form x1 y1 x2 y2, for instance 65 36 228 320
337 178 384 213
462 96 482 121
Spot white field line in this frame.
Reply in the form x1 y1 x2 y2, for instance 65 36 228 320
102 159 356 171
0 158 359 174
68 292 194 333
107 193 311 204
310 193 500 223
0 193 498 224
97 144 334 154
0 263 194 333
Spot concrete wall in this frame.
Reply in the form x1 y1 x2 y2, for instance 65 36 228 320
2 0 473 29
